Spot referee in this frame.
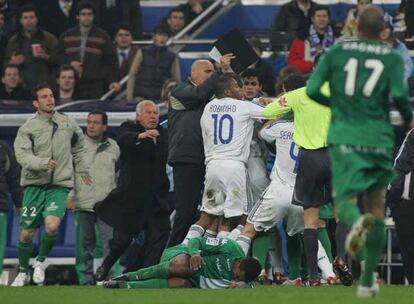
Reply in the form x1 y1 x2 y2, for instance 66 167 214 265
263 75 332 286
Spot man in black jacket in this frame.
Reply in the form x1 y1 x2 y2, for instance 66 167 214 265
95 100 170 281
387 129 414 284
167 54 232 247
0 140 23 277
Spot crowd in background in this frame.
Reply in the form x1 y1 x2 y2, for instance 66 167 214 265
1 0 414 287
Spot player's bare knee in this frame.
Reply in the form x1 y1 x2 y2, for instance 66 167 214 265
197 212 216 228
44 217 61 235
20 228 36 243
169 254 191 277
242 223 256 239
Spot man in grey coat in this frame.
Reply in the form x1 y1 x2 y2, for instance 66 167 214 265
68 110 120 285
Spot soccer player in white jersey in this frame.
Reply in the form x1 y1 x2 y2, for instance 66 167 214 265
181 73 266 244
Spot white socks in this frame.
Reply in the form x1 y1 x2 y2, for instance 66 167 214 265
236 235 252 255
228 225 244 240
182 224 205 245
317 240 336 279
217 231 230 238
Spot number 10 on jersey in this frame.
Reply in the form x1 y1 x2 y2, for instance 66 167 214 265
212 114 234 144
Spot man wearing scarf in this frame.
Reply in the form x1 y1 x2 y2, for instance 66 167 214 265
287 5 335 75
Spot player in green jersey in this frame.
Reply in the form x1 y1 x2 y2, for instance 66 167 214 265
307 6 413 298
102 237 261 289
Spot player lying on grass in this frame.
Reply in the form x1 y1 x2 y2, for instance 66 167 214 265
103 237 261 289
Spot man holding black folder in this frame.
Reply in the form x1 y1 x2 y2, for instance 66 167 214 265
167 55 232 246
168 29 260 247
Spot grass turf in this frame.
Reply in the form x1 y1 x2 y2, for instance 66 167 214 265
1 285 414 304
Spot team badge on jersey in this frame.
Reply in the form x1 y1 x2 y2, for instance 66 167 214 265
278 97 288 107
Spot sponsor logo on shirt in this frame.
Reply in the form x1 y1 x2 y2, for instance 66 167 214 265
206 237 220 246
47 202 58 212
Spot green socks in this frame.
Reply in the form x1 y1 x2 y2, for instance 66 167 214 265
252 232 273 270
37 233 57 262
318 228 333 262
360 219 386 287
287 234 302 280
337 199 361 227
120 279 169 289
18 241 33 273
127 261 171 281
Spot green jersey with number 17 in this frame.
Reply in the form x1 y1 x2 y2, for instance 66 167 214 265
306 40 412 148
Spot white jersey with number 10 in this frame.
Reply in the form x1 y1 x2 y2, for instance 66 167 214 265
201 97 265 165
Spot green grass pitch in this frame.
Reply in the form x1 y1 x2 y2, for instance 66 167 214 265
1 285 414 304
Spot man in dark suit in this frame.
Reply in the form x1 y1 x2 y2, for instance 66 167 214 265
114 25 138 79
95 100 170 281
40 0 79 38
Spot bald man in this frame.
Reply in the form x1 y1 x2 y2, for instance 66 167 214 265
167 54 233 247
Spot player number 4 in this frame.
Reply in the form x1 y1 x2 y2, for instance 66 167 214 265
344 58 384 97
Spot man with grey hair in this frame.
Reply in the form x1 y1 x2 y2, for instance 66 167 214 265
95 100 170 281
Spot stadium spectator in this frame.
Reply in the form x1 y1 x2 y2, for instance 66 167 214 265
167 54 232 247
387 129 414 284
67 110 119 285
55 64 79 104
0 0 16 33
11 84 90 287
114 25 138 79
177 0 214 25
382 14 414 80
91 0 143 39
342 0 372 38
287 5 335 74
0 64 31 100
95 100 170 281
247 37 275 96
103 237 261 289
0 11 10 74
56 1 120 100
126 24 180 102
0 140 23 278
4 5 58 91
270 0 317 51
165 8 185 36
392 1 407 41
39 0 79 39
406 0 414 38
274 66 301 96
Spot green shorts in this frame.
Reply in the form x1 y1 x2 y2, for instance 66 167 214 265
160 244 189 262
319 204 334 220
329 144 394 203
20 186 70 229
159 244 201 288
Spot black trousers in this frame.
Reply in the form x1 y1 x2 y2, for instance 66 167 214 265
168 163 205 247
391 200 414 284
102 209 170 272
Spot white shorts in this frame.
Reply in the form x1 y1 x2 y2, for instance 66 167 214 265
201 160 248 218
247 175 304 236
247 155 270 207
